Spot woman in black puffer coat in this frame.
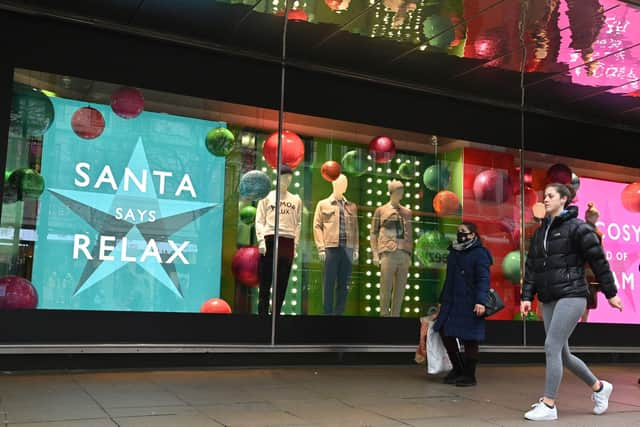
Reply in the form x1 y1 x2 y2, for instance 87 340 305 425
520 183 623 422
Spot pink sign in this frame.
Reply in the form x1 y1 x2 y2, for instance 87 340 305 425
579 177 640 324
557 0 640 95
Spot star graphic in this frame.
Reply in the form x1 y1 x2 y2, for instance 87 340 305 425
49 137 218 297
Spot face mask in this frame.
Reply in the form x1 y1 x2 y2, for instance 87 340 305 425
457 231 470 243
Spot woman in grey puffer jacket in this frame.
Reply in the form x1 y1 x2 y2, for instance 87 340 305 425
520 183 623 422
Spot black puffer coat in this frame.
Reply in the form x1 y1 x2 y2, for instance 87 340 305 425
522 206 617 303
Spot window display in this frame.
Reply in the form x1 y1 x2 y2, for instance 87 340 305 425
1 68 638 329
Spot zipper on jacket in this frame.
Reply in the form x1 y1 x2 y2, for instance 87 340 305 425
543 216 555 256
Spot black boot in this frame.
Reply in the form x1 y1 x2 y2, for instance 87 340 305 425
455 358 477 387
443 351 464 385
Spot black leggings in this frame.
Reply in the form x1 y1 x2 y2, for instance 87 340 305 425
439 330 479 360
258 236 294 316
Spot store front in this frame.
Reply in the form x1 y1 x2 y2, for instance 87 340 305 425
0 0 638 353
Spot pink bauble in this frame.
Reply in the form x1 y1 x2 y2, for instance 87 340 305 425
200 298 232 314
0 276 38 309
110 86 144 119
473 169 511 203
433 190 460 216
71 107 105 139
263 131 305 169
621 181 640 213
368 136 396 164
231 246 261 287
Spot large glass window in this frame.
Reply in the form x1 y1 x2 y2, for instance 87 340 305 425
2 68 638 332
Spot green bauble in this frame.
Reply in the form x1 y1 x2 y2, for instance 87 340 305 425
571 173 580 191
513 311 539 321
415 230 450 269
397 162 416 180
502 250 521 283
239 205 257 225
8 168 45 200
423 164 450 191
205 127 235 157
423 15 455 49
341 150 368 177
10 83 55 138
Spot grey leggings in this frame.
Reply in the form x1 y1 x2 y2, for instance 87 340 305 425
542 298 598 399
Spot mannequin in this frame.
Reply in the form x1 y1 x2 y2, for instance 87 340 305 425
370 180 413 317
255 165 302 316
313 174 359 315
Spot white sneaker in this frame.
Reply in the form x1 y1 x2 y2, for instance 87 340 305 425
592 380 613 415
524 399 558 421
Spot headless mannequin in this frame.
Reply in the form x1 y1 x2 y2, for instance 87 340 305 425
370 181 413 317
313 174 359 315
255 170 301 316
258 173 293 255
319 175 358 263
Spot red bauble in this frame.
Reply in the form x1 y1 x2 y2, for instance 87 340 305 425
231 246 261 287
263 131 305 169
433 190 460 216
276 9 309 21
0 276 38 309
110 86 144 119
473 169 511 203
621 181 640 213
515 186 539 210
200 298 232 314
546 163 572 185
321 161 342 181
71 107 105 139
512 167 533 190
368 136 396 164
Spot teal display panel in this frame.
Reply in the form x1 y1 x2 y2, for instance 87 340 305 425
31 97 226 312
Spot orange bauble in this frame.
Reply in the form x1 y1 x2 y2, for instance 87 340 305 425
621 181 640 213
433 190 460 216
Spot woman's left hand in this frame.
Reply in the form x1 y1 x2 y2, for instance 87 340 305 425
608 296 623 311
474 304 486 316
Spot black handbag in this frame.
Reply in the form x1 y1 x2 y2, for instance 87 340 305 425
461 268 505 318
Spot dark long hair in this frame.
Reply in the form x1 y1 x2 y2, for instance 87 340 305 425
462 221 480 239
545 183 576 208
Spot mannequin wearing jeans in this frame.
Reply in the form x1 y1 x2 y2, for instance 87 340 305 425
370 180 413 317
255 166 302 316
313 174 359 315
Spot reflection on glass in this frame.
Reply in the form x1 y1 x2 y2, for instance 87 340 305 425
235 0 640 96
4 69 638 324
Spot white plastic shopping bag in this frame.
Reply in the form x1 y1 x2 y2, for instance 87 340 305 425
426 320 452 375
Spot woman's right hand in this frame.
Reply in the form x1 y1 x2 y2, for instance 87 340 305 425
520 301 532 317
432 304 441 320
